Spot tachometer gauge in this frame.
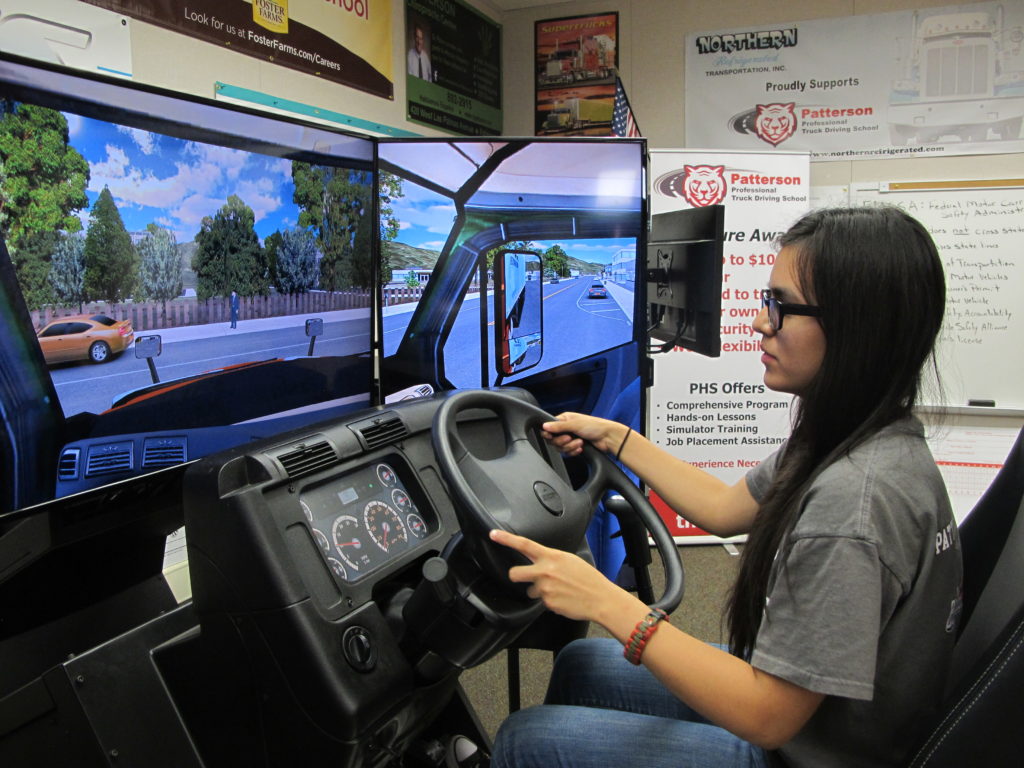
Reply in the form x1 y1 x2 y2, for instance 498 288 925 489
327 557 348 582
332 515 371 571
406 512 428 539
363 500 407 552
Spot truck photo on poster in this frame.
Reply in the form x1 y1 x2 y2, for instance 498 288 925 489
535 12 618 136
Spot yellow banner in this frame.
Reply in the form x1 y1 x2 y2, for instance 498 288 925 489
83 0 393 98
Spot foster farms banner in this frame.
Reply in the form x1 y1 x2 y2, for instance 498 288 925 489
648 150 810 543
685 2 1024 160
83 0 394 99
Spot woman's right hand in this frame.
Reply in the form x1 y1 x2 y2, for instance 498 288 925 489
542 412 628 457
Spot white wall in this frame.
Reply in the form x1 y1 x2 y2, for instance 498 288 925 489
498 0 1020 183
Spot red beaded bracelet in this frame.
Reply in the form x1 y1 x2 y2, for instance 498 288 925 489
623 608 669 665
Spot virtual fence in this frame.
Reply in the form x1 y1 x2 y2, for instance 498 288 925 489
29 290 373 332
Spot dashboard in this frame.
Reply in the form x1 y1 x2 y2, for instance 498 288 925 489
301 458 435 585
0 387 648 768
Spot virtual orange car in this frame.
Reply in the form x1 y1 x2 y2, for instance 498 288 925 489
36 314 134 364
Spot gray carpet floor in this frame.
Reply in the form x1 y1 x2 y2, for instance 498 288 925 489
459 543 743 740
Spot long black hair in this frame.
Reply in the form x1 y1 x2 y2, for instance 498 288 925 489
727 206 946 660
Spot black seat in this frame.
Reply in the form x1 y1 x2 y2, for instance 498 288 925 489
907 426 1024 766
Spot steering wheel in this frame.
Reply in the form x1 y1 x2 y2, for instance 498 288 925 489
431 389 684 617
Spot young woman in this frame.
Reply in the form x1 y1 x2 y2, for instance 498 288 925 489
489 207 962 768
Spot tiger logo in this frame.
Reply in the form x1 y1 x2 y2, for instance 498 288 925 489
754 103 797 146
680 165 727 207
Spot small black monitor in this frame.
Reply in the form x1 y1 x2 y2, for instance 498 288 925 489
646 205 724 357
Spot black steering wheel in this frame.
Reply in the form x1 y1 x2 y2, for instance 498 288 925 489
431 389 684 617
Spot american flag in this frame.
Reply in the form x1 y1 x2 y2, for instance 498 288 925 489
611 75 640 137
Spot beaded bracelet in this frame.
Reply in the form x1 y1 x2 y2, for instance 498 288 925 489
623 608 669 665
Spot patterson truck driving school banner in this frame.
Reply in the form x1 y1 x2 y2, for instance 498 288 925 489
648 150 809 544
83 0 394 99
685 2 1024 160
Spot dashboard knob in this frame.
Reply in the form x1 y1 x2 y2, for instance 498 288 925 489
423 556 456 606
342 626 376 671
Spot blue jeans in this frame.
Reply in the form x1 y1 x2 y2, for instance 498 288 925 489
491 638 770 768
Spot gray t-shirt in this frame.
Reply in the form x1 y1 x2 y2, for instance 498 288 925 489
744 417 962 768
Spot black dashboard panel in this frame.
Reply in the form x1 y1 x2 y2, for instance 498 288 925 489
0 388 600 768
299 457 435 585
177 388 571 766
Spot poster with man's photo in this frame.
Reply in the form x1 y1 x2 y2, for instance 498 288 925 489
534 12 618 136
405 0 502 135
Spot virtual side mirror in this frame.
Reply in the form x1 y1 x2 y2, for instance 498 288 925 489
135 334 162 384
305 317 323 356
493 250 543 376
134 334 162 359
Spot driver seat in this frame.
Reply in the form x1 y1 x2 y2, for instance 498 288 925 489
906 425 1024 766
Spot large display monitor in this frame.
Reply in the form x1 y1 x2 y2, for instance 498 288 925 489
376 138 648 424
0 54 376 512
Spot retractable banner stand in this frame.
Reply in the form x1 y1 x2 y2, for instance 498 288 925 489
648 150 809 544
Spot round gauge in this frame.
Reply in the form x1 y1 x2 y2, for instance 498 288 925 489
311 527 331 555
406 512 428 539
300 499 314 523
327 557 348 582
391 488 415 513
332 515 371 571
363 500 407 552
376 464 398 487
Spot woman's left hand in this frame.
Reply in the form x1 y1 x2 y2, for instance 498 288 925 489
488 528 631 624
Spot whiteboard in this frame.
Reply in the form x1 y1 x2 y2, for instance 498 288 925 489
850 180 1024 411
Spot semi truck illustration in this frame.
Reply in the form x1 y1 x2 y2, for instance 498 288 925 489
543 97 614 131
539 34 615 85
889 4 1024 144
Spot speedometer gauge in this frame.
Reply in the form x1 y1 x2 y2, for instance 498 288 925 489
363 500 407 552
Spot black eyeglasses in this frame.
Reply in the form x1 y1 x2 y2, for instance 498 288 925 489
761 289 822 331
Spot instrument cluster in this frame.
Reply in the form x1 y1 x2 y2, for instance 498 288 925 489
300 460 432 584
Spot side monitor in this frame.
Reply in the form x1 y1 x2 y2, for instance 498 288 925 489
646 205 725 357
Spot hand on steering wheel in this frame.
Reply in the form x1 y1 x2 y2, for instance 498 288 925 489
431 389 683 615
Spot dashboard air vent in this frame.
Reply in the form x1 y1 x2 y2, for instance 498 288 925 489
354 414 407 450
57 447 81 481
277 440 337 479
142 436 187 468
85 442 133 478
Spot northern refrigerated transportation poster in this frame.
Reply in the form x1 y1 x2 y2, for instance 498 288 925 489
648 150 809 543
685 2 1024 160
